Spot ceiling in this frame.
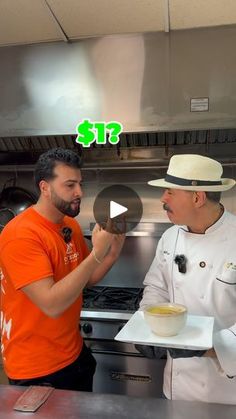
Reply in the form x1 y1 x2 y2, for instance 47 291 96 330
1 0 236 47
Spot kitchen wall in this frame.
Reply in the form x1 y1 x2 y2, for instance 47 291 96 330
1 163 235 289
0 164 236 231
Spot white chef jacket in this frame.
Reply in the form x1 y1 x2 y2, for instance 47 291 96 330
140 210 236 404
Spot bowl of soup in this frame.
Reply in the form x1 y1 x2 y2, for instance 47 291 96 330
144 303 187 336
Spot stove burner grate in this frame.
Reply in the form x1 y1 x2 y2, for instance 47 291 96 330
83 286 143 311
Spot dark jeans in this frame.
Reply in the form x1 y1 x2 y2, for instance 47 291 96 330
8 343 97 392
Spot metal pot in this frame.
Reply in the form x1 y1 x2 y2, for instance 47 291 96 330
0 208 16 231
0 186 36 229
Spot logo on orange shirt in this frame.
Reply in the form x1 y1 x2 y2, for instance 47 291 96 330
64 242 80 265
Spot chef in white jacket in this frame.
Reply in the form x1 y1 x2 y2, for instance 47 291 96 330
139 154 236 404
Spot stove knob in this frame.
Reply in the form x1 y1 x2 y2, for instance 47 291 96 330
83 323 93 334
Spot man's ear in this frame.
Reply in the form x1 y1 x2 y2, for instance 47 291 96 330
193 191 206 208
39 180 50 196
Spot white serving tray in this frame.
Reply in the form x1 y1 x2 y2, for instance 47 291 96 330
115 311 214 350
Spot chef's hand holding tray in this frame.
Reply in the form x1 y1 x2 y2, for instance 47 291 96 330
115 303 214 351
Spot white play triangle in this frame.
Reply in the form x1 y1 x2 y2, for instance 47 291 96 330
110 201 128 219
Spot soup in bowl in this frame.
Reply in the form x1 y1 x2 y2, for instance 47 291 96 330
144 303 187 336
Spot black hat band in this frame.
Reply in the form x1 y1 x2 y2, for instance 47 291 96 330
165 174 222 187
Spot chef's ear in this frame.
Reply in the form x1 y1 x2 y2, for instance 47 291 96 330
192 191 206 207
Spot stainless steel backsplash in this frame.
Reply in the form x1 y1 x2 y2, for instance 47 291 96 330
0 164 235 287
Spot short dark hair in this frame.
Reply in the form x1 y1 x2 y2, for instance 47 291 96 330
205 191 222 203
34 148 82 188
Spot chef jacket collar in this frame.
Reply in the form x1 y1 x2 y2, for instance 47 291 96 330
180 206 226 234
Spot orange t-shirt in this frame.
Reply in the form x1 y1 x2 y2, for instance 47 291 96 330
0 207 89 379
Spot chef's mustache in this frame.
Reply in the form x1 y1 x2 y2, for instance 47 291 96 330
163 203 172 212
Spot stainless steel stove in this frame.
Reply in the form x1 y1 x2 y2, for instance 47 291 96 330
79 228 169 397
80 286 165 398
81 286 143 340
83 286 143 311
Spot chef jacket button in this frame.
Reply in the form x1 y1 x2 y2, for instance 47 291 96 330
200 295 205 299
175 371 179 376
199 261 206 268
201 382 205 387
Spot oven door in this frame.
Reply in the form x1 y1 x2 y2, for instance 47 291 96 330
87 340 165 398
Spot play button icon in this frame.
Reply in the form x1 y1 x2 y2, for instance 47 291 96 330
110 201 128 219
93 185 143 234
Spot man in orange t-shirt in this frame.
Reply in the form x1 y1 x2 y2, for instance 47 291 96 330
0 148 124 391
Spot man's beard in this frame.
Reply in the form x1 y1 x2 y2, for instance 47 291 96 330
51 189 81 217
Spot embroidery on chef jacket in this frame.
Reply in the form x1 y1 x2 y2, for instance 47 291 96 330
224 262 236 270
217 262 236 284
64 242 80 265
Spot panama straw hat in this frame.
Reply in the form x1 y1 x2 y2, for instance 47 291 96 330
148 154 235 192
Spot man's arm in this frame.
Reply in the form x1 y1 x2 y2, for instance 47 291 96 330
6 225 114 318
23 232 125 316
22 251 101 318
88 234 125 286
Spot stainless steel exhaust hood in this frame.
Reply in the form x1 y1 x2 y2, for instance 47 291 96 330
1 129 236 168
1 25 236 138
